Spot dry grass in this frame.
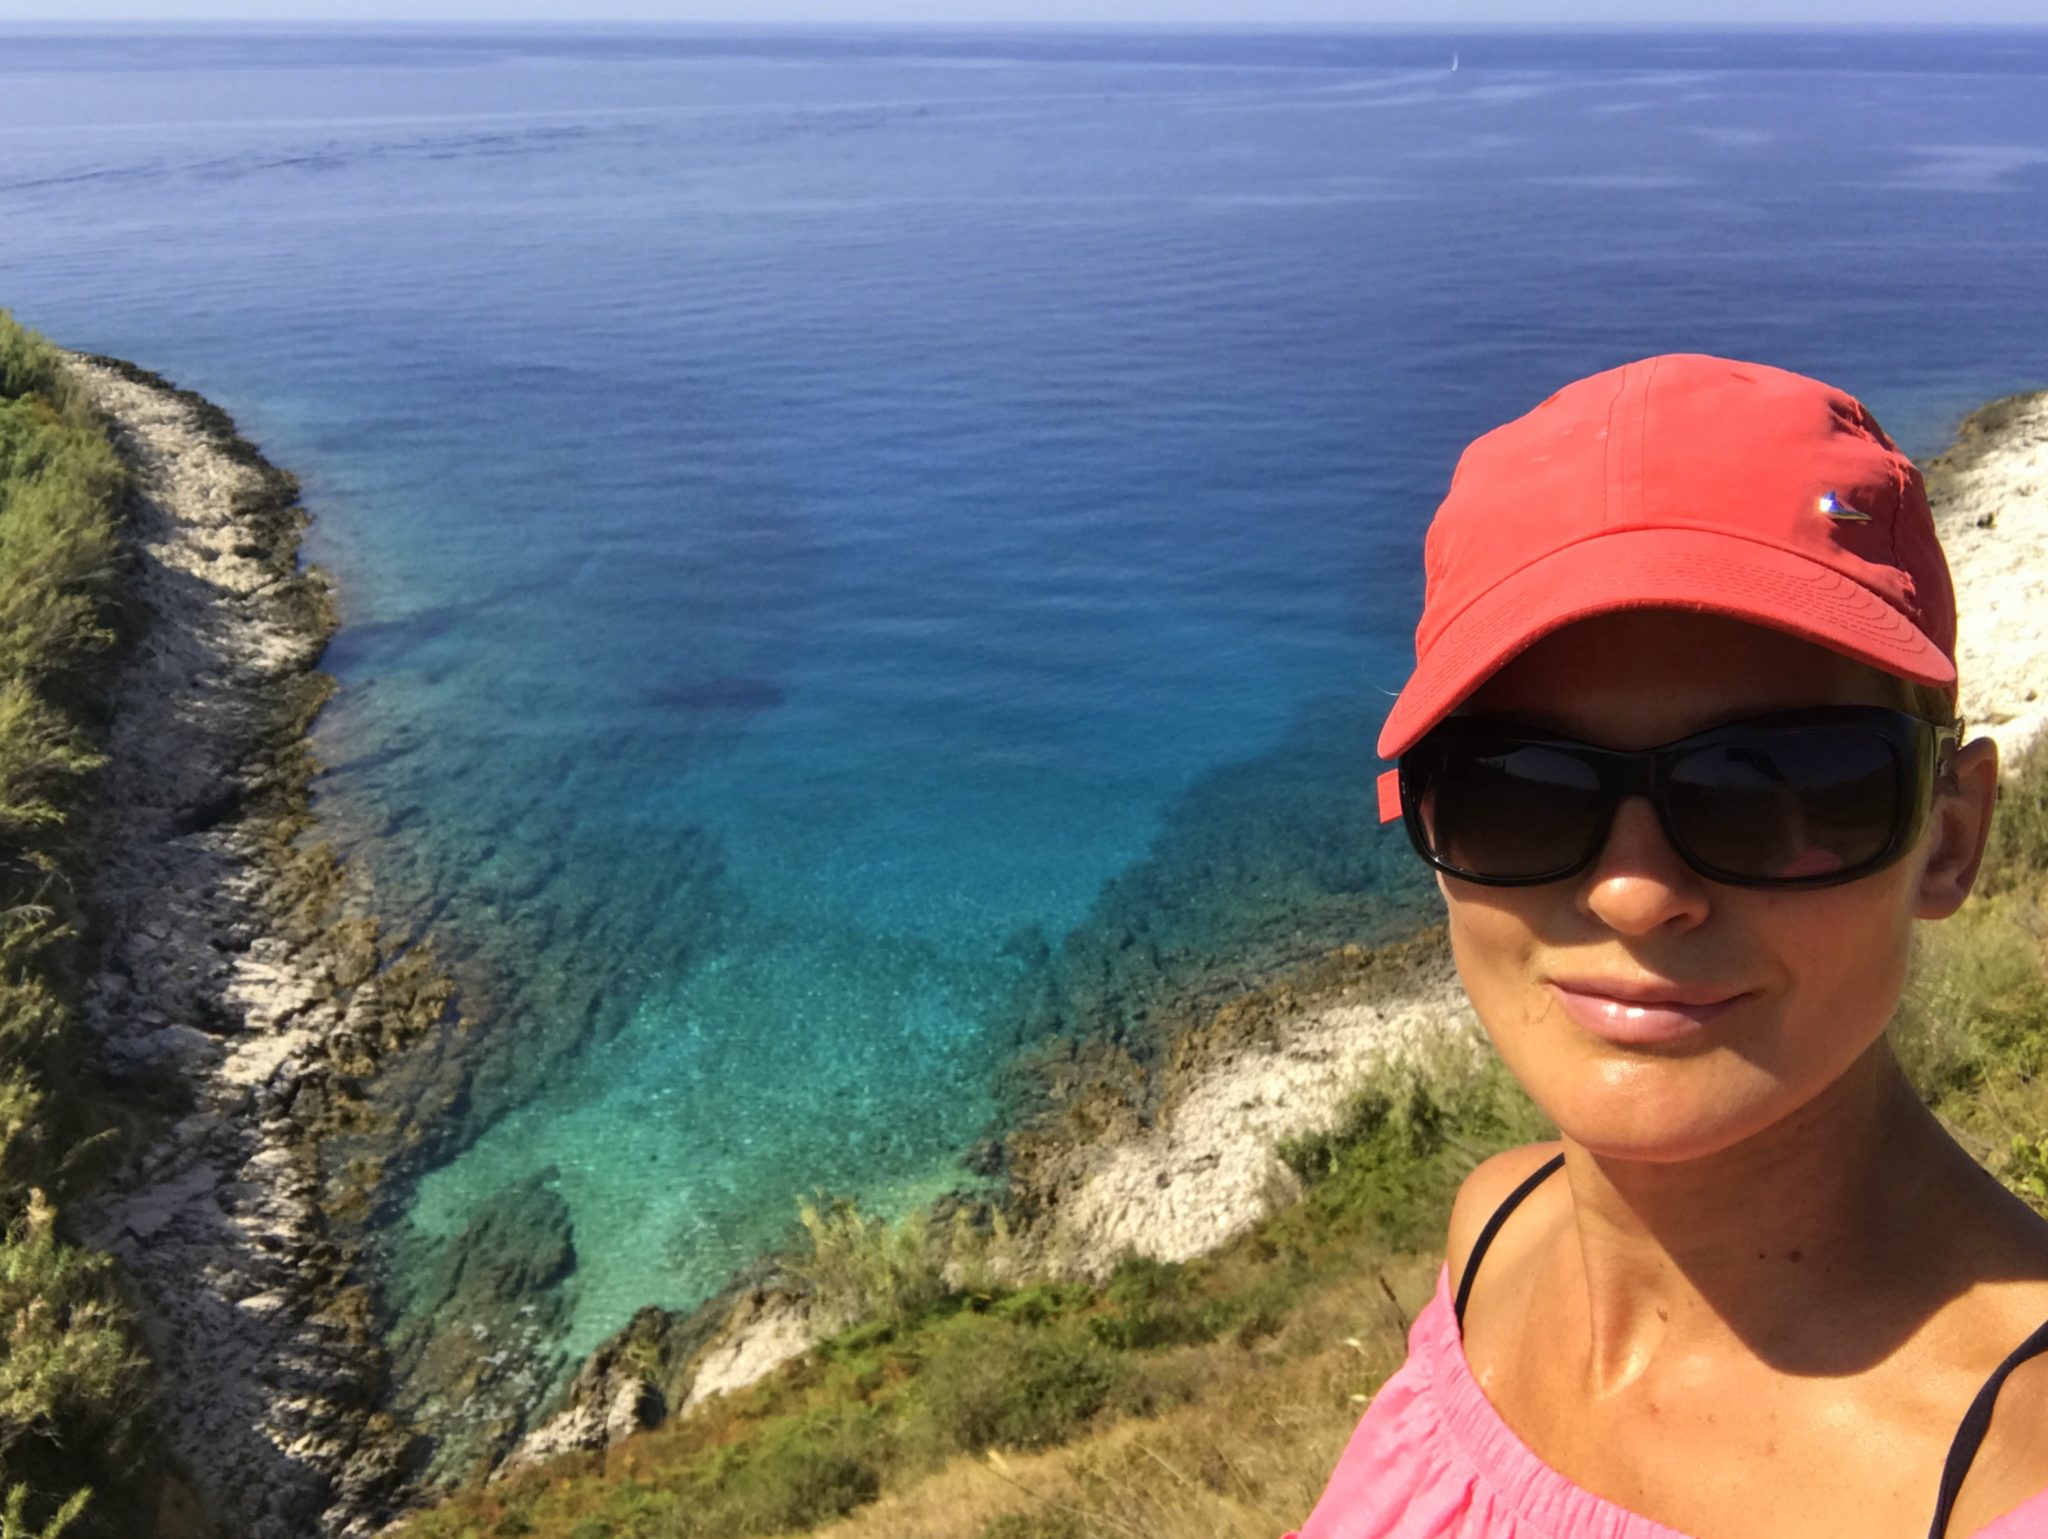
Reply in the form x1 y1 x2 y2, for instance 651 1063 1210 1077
805 1253 1438 1539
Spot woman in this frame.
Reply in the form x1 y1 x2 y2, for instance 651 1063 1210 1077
1291 354 2048 1538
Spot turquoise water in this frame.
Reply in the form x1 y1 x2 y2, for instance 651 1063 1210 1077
4 26 2048 1368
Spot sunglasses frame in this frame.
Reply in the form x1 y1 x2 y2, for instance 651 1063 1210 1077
1396 705 1962 890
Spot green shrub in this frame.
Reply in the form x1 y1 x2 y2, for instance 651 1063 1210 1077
791 1193 1021 1335
791 1195 951 1332
1272 1050 1546 1256
0 1485 88 1539
0 322 63 406
0 310 148 1529
0 1191 138 1456
739 1446 880 1530
918 1320 1125 1452
1089 1256 1231 1352
693 1413 884 1535
987 1281 1089 1328
2002 1135 2048 1207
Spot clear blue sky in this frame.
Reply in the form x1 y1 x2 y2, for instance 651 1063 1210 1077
0 1 2042 23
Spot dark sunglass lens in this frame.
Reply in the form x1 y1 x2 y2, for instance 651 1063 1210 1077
1414 741 1606 879
1665 726 1901 882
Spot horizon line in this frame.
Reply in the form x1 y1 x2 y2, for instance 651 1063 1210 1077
4 15 2046 27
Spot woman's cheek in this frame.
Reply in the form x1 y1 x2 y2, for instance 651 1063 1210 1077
1445 901 1557 1068
1744 887 1914 1083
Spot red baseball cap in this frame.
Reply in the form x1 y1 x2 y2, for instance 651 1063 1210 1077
1373 353 1956 818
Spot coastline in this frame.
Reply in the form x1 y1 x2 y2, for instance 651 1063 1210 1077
64 350 2046 1533
498 387 2048 1485
65 355 448 1538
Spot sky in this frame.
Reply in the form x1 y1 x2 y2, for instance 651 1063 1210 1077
1 0 2044 23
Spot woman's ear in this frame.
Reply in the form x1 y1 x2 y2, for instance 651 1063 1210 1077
1914 735 2001 920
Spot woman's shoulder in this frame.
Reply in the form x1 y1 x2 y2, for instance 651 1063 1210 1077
1956 1350 2048 1533
1444 1139 1566 1286
1937 1251 2048 1533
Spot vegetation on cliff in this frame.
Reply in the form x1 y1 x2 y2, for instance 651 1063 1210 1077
385 731 2048 1539
0 313 151 1530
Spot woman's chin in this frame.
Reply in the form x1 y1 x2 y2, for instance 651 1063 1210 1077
1528 1056 1815 1166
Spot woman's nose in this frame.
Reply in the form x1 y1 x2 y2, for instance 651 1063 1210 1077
1577 796 1712 935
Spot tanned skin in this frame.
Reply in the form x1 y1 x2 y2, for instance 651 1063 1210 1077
1436 610 2048 1539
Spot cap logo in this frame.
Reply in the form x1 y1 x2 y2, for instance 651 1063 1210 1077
1819 490 1871 523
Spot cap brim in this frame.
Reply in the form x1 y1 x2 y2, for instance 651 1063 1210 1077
1375 526 1955 761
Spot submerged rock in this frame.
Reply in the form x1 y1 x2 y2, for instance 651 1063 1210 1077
387 1167 578 1483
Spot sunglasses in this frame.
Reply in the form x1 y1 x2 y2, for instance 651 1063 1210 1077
1389 705 1960 890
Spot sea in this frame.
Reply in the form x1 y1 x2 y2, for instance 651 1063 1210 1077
3 24 2046 1375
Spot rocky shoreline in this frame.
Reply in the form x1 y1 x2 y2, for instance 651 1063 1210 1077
67 355 451 1538
69 351 2046 1534
1923 387 2048 760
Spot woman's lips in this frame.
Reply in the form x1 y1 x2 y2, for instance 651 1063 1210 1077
1546 981 1746 1046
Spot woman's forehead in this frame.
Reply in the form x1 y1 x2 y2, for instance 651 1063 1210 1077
1463 610 1904 742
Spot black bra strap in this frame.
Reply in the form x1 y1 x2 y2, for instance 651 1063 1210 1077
1448 1148 2048 1537
1454 1151 1566 1331
1926 1314 2048 1539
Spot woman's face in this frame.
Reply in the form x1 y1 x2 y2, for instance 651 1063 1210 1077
1441 610 1988 1163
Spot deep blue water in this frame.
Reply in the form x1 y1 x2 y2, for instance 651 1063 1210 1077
5 25 2047 1363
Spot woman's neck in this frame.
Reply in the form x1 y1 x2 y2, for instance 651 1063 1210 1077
1556 1041 1969 1391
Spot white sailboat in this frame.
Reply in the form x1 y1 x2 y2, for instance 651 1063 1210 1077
1451 50 1460 72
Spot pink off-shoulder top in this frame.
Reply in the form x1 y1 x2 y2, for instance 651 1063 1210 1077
1288 1154 2048 1539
